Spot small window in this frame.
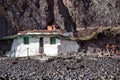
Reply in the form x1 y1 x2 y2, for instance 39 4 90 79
23 37 29 44
50 37 56 44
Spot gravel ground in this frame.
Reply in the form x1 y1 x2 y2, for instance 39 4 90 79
0 56 120 80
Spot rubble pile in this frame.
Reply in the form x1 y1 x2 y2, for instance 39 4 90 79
0 56 120 80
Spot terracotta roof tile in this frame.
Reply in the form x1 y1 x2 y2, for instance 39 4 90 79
18 30 64 35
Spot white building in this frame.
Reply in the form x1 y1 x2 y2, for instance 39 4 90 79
5 30 79 57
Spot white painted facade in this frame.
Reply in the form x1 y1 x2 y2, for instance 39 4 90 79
6 37 40 57
58 40 79 54
6 36 79 57
44 37 61 56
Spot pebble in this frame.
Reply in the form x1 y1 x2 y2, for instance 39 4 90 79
0 56 119 80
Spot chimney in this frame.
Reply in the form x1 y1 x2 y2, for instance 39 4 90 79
47 25 56 31
47 25 53 31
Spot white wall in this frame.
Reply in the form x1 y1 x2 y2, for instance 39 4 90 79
6 36 79 57
6 36 61 57
43 37 61 56
6 37 40 57
58 40 79 55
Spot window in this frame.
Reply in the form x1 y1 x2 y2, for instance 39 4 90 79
23 37 29 44
50 37 56 44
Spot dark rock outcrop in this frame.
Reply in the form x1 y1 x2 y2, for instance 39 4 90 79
0 0 120 38
0 0 120 52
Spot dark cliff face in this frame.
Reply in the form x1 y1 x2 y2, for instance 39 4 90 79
0 0 120 38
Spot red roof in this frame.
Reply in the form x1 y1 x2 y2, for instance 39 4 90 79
18 30 64 35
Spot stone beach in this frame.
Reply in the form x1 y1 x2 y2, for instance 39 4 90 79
0 55 120 80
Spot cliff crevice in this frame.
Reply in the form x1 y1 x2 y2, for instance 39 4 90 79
0 0 120 38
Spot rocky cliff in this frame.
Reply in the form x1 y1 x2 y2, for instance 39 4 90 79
0 0 120 38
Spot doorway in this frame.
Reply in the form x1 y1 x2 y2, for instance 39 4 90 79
39 37 44 54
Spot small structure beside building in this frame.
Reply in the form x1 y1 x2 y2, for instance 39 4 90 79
3 29 79 57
